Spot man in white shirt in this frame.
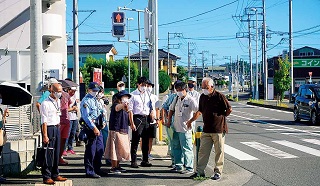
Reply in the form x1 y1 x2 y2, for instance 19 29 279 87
187 77 201 142
167 81 198 174
40 83 67 184
128 77 154 168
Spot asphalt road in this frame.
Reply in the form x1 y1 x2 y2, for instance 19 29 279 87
210 101 320 186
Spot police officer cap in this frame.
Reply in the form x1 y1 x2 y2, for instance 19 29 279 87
88 82 100 91
146 79 154 87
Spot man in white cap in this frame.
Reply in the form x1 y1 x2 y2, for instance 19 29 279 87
36 78 61 113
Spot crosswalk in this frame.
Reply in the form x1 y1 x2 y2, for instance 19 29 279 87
224 138 320 161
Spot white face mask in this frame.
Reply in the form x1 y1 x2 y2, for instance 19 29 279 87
118 86 125 91
97 92 104 99
89 91 98 97
147 87 153 93
0 98 2 104
177 91 184 97
121 97 129 103
54 92 62 99
202 89 210 95
139 86 146 92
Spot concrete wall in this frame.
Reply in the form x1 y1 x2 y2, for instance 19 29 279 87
0 135 40 176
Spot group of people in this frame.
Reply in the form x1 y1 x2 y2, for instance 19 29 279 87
161 76 232 180
37 75 232 184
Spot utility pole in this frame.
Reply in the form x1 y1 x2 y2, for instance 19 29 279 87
127 18 133 92
30 0 42 97
263 0 268 100
167 32 170 76
200 51 208 78
73 0 79 86
289 0 294 98
254 8 259 100
138 12 142 76
188 42 191 77
212 54 215 75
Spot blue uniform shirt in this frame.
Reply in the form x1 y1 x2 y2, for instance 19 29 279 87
80 93 100 129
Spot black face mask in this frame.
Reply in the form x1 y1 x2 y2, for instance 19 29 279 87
188 83 195 89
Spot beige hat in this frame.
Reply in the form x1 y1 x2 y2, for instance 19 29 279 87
48 78 61 86
117 81 125 87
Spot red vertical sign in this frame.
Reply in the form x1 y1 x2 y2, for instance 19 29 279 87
93 68 102 85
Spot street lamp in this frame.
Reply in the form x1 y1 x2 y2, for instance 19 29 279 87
127 17 133 93
251 8 259 100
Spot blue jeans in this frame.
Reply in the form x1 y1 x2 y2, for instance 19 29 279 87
67 120 78 150
172 130 194 171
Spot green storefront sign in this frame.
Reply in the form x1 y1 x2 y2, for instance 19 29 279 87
294 58 320 68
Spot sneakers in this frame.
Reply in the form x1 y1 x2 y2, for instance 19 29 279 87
110 167 121 174
180 169 194 174
212 173 221 180
86 174 100 178
118 167 127 173
190 172 205 179
66 150 76 155
62 151 67 156
170 167 182 172
59 158 68 165
148 154 153 160
140 161 152 167
53 176 67 181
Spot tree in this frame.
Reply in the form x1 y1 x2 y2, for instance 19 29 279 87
80 55 106 86
177 66 188 82
80 56 139 88
274 56 291 102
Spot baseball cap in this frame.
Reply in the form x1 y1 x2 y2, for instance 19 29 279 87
116 90 132 99
88 82 100 91
188 77 197 82
71 87 77 90
48 78 61 86
117 81 125 87
146 79 154 87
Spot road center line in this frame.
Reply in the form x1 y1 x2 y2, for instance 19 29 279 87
241 141 297 159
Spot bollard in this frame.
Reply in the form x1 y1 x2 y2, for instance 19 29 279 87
195 125 203 165
158 119 163 142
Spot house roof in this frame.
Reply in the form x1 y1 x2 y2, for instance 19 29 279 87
130 49 181 61
67 44 117 55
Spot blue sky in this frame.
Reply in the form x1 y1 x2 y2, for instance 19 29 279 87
66 0 320 66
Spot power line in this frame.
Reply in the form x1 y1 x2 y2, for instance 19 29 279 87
158 0 239 27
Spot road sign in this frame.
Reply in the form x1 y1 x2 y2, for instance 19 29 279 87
112 11 126 38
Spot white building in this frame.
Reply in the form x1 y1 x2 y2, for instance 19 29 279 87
0 0 67 90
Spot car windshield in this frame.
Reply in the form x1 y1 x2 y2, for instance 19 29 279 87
314 88 320 99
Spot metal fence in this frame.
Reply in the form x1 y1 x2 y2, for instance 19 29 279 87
5 100 41 141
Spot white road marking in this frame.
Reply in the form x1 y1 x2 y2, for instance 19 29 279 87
241 142 297 159
230 114 320 137
265 129 295 131
281 132 319 137
273 140 320 157
224 144 259 160
302 139 320 146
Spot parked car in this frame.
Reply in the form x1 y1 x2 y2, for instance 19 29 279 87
293 84 320 125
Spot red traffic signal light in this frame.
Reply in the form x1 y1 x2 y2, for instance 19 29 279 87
112 12 125 24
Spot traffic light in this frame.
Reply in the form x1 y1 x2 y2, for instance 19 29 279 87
112 11 126 38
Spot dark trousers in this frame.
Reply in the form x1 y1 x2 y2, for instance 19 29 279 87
67 120 79 150
41 125 60 180
84 131 104 175
131 116 150 163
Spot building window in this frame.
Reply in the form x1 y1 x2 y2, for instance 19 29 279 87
299 52 306 56
307 52 314 56
109 55 114 61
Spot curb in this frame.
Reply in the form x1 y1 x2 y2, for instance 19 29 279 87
247 102 293 112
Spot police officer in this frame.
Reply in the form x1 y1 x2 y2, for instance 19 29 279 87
80 82 106 178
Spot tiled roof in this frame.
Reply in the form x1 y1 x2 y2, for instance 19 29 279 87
67 44 115 54
130 49 181 60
